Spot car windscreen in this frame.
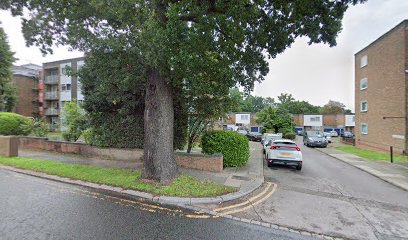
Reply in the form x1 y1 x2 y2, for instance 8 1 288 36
307 131 323 137
273 143 298 151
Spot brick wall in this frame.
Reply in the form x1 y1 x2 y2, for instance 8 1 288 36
19 137 223 172
355 21 407 155
13 75 36 117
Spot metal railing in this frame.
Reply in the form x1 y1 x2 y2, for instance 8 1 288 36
44 75 59 84
44 108 59 116
44 92 58 100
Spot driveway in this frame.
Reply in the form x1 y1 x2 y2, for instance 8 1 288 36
204 137 408 240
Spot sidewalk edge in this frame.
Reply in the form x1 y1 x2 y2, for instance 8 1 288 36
0 164 263 204
315 148 408 192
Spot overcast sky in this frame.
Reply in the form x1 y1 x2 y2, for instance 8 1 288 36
1 0 407 111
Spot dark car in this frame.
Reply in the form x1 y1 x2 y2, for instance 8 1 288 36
303 131 327 148
246 133 262 142
343 131 354 138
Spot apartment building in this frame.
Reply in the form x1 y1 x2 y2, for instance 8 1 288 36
219 112 262 132
355 20 407 155
12 64 42 117
42 57 85 127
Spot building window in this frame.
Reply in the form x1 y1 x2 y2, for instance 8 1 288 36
360 78 368 90
61 84 71 91
60 101 66 109
360 101 368 112
310 117 320 122
352 116 355 122
360 55 368 68
361 123 368 134
241 115 249 120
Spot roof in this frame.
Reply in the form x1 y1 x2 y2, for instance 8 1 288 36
355 19 407 55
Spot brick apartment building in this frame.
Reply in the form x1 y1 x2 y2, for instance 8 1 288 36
42 57 85 128
355 20 407 155
219 112 262 132
292 114 355 134
12 64 42 117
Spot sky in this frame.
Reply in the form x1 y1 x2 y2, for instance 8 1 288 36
1 0 407 111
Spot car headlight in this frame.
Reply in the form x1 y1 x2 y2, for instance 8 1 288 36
308 138 314 142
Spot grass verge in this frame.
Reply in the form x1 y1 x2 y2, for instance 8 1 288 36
336 146 408 162
0 157 236 197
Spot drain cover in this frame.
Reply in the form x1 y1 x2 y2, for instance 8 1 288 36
232 175 251 181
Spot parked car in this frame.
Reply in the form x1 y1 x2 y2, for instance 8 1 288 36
303 131 327 148
323 132 332 143
237 129 248 135
263 134 283 153
329 130 339 137
265 139 303 170
343 131 354 138
297 130 303 136
246 132 262 142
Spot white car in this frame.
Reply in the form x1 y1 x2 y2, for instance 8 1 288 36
265 139 303 170
262 134 283 153
329 130 338 137
323 132 332 143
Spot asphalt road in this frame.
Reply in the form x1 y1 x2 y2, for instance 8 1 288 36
232 137 408 240
0 168 314 240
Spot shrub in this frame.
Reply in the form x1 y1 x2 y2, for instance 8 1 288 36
0 112 32 136
61 100 88 142
283 132 296 140
32 118 49 137
202 130 249 167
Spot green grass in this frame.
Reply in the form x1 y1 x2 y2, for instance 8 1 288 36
0 157 236 197
336 146 408 162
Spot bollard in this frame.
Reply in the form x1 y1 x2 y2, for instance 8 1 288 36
390 146 393 163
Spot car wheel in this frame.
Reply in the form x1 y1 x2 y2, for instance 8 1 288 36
267 161 273 167
296 165 302 171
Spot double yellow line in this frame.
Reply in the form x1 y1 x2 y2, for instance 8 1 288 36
214 182 277 216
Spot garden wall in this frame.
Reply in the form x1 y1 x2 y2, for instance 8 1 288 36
19 137 223 172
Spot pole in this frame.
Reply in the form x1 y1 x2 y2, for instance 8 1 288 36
390 146 393 163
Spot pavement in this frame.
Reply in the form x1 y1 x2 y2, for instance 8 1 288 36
315 140 408 192
0 168 313 240
17 141 264 205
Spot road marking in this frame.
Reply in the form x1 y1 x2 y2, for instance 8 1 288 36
218 183 277 216
214 182 272 212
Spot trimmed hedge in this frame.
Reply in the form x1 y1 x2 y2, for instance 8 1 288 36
0 112 32 136
202 130 249 167
283 132 296 140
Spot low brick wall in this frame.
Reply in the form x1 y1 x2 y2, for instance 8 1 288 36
19 137 223 172
175 153 223 172
341 137 355 146
19 137 143 161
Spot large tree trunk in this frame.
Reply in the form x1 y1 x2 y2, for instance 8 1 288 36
142 67 178 183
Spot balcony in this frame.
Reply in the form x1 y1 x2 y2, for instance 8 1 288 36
44 75 59 84
44 92 58 100
44 108 59 116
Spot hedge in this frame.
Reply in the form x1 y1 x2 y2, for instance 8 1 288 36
283 132 296 140
0 112 32 136
202 130 249 167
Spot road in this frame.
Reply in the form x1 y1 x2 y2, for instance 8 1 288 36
223 137 408 240
0 168 313 240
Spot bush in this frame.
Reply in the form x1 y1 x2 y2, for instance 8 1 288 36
202 130 249 167
0 112 32 136
283 132 296 140
32 118 49 137
61 100 88 142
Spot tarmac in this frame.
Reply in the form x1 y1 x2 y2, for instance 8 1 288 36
315 140 408 192
16 141 264 205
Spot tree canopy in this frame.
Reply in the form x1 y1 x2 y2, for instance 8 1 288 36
0 23 16 112
1 0 365 182
321 100 347 114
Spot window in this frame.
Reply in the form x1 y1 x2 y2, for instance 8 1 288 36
361 123 368 134
240 114 249 120
360 55 368 68
360 101 368 112
352 116 355 122
310 117 321 122
360 78 368 90
60 101 66 109
61 84 71 91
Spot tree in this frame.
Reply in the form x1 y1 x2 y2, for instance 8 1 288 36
321 100 347 114
256 107 293 134
0 23 16 112
61 100 88 142
2 0 365 183
282 100 321 114
277 93 295 106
